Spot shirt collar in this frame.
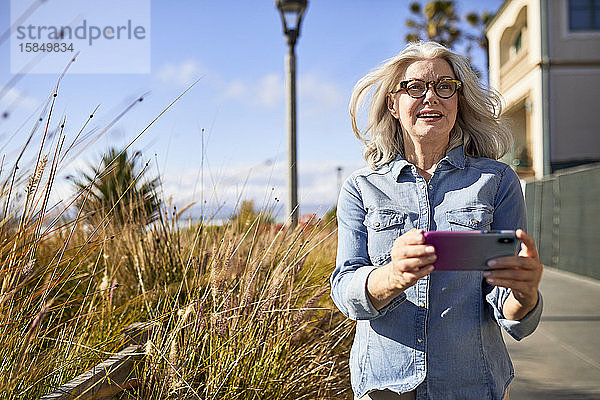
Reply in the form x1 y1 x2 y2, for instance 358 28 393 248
388 154 411 178
389 145 466 179
443 145 466 169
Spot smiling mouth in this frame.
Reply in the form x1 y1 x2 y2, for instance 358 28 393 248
417 112 443 121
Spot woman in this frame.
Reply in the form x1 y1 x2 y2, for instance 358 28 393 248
330 42 543 400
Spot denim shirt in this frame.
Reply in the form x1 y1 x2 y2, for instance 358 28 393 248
331 146 543 399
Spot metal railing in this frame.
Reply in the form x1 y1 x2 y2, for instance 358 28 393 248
524 163 600 280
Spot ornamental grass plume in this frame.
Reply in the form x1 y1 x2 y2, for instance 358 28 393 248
0 258 35 307
13 298 55 379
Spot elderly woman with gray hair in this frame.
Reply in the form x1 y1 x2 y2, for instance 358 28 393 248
331 42 543 400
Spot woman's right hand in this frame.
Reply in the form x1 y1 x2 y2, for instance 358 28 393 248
366 228 436 310
388 228 437 290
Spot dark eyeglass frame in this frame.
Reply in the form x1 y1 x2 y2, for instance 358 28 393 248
391 78 463 99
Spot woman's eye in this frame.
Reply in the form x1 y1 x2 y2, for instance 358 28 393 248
408 83 425 91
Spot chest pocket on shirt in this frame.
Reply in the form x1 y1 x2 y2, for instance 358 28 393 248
364 208 406 265
446 205 493 231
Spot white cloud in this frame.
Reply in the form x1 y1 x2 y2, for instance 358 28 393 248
46 156 364 222
298 73 344 115
218 73 283 109
221 79 247 100
157 60 204 87
160 158 364 220
256 73 284 108
161 64 342 114
0 88 37 110
217 72 342 113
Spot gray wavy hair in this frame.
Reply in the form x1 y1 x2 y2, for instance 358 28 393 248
349 41 512 170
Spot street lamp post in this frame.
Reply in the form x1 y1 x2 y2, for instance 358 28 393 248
276 0 307 228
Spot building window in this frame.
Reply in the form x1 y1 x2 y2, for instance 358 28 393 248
513 31 522 53
569 0 600 31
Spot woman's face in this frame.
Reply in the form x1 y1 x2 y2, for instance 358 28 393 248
387 58 459 150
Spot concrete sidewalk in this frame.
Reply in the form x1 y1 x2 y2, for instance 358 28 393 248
504 268 600 399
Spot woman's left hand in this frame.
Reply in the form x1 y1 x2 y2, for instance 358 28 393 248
483 229 543 320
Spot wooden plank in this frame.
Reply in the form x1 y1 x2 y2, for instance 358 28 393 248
40 344 142 400
37 320 160 400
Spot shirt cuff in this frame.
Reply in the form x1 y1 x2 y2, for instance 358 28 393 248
499 291 543 340
345 265 407 320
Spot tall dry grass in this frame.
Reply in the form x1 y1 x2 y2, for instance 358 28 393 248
0 77 353 399
127 211 353 399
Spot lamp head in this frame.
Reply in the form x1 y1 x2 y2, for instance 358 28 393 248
276 0 308 45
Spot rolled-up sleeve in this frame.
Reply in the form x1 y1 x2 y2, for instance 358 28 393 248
486 288 543 340
330 176 406 320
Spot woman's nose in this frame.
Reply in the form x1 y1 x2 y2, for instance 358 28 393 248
423 86 439 104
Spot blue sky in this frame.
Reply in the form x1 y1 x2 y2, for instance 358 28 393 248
0 0 503 221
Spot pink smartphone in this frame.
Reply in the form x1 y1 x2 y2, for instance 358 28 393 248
423 230 519 271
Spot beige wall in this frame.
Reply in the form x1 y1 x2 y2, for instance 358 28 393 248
487 0 545 177
487 0 542 90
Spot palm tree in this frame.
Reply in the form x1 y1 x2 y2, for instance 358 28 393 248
71 147 160 226
405 1 496 80
464 11 496 75
405 1 461 49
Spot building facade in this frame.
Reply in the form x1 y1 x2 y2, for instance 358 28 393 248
486 0 600 178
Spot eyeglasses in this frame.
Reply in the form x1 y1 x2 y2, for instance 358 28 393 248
391 78 462 99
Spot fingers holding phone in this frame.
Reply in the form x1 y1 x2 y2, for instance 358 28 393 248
388 229 436 290
484 229 543 308
366 228 436 311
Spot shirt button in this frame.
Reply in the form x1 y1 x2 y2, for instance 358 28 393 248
419 302 425 307
428 184 433 190
421 209 427 215
417 338 423 343
374 222 380 227
417 372 423 378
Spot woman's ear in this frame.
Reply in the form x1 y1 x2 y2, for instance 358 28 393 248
386 94 398 119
